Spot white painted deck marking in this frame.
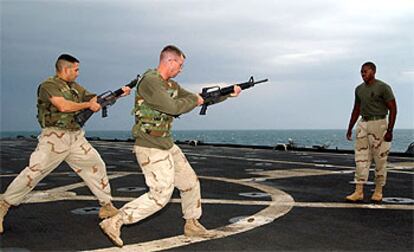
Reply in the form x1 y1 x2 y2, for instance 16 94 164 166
1 142 413 251
8 169 411 252
84 176 295 252
183 152 414 175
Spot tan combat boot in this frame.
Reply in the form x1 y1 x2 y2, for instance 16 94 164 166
184 219 216 238
99 213 124 247
0 200 11 234
98 202 119 219
371 184 383 203
346 184 364 202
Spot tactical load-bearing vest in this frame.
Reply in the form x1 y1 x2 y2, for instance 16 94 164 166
37 77 82 130
132 71 178 138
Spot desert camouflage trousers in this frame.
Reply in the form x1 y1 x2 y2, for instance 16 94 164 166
119 144 202 224
354 119 391 186
1 128 112 206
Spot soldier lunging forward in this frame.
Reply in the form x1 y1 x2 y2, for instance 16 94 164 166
99 45 241 247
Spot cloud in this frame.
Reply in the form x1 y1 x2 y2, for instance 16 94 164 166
401 71 414 79
1 0 413 131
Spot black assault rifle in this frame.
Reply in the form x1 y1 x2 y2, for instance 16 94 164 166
75 75 141 127
199 76 268 115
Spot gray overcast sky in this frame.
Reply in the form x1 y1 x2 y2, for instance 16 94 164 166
1 0 413 131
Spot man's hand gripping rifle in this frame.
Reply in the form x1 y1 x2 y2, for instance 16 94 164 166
75 75 141 127
199 76 268 115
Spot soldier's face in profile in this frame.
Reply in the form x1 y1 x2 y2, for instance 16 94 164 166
66 63 80 82
168 56 184 78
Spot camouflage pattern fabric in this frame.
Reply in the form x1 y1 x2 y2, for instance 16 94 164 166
1 128 112 206
37 76 95 130
354 119 391 186
119 144 202 224
133 79 178 138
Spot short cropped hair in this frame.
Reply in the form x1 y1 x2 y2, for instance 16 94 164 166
160 45 186 61
362 61 376 73
55 54 79 72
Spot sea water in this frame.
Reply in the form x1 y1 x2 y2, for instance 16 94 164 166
1 129 413 153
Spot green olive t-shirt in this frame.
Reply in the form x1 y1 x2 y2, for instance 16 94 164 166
355 79 395 117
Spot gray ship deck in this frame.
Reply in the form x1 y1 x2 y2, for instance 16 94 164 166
1 139 413 251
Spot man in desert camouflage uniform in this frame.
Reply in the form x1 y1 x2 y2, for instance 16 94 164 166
345 61 397 203
99 45 241 247
0 54 130 234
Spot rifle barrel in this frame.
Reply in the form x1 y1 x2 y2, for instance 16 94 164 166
112 75 140 97
253 78 268 85
199 76 268 115
220 78 268 95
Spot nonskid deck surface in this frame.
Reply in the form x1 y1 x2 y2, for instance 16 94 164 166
0 139 413 251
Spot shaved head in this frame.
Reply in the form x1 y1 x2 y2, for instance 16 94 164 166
55 54 79 72
160 45 186 62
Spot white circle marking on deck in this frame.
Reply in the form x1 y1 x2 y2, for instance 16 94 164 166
85 175 294 252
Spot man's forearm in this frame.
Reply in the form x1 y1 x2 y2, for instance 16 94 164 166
49 95 96 113
60 100 92 112
154 96 198 116
386 100 397 131
387 108 397 131
347 110 360 132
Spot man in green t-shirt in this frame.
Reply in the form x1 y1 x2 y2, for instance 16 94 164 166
345 61 397 203
99 45 241 247
0 54 131 234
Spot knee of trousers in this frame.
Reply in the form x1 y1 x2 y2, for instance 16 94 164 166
94 159 107 174
82 148 106 167
354 167 370 182
148 185 174 208
355 162 370 171
354 175 368 183
374 162 387 174
179 175 200 193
